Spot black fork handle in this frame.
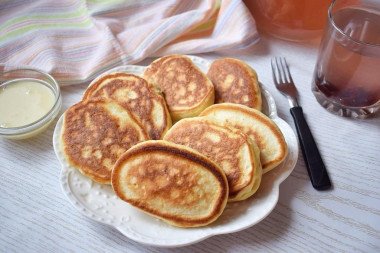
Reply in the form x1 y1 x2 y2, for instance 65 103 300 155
290 106 332 190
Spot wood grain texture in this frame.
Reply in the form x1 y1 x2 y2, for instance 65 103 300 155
1 37 380 253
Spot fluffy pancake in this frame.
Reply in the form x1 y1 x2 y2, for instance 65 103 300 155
200 103 287 173
207 58 262 110
164 117 262 202
82 73 171 140
143 55 214 122
61 100 149 184
111 140 228 227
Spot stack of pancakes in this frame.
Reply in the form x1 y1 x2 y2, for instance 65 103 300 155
60 55 287 227
60 73 171 184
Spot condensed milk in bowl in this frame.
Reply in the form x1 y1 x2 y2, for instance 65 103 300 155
0 68 62 139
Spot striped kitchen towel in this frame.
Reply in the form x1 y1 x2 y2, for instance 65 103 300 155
0 0 259 86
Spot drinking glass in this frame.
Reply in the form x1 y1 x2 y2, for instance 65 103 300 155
312 0 380 118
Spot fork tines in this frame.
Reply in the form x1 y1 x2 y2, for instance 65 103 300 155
271 57 294 85
271 57 298 107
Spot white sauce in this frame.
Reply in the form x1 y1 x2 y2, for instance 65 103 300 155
0 79 56 128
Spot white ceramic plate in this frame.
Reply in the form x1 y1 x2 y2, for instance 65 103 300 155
53 55 299 248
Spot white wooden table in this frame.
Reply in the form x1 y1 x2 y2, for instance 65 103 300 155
1 36 379 253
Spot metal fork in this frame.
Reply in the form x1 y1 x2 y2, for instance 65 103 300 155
271 57 331 190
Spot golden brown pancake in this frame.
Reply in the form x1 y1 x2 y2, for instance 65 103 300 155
164 117 262 201
200 103 287 173
61 100 149 184
143 55 214 122
82 73 171 140
111 140 228 227
207 58 262 110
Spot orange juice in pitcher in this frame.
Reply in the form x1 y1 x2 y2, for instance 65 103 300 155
244 0 332 41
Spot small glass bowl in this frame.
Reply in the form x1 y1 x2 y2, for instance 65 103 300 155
0 68 62 139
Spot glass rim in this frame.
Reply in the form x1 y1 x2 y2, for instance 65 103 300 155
328 0 380 47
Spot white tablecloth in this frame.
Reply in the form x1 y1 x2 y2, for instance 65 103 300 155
1 35 379 252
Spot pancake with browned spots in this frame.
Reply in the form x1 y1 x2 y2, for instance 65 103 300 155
164 117 262 202
207 58 262 110
143 55 214 122
83 73 171 140
61 100 149 184
200 103 287 174
111 140 228 227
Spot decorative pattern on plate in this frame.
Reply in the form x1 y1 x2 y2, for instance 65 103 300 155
53 55 299 247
